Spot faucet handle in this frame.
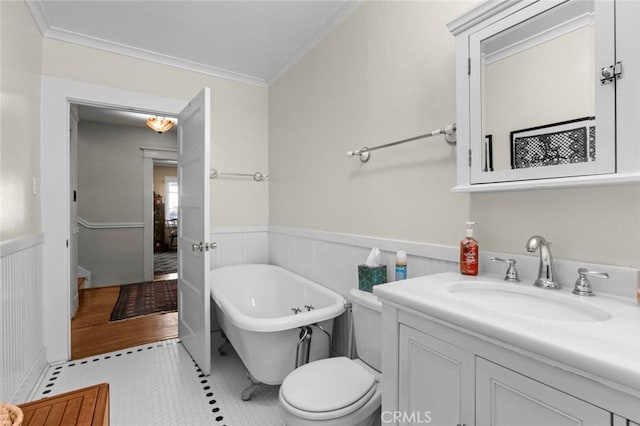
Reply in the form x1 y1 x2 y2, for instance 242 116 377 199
490 257 520 282
573 268 609 297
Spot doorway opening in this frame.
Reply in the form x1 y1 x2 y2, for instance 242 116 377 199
43 78 211 372
153 161 178 280
70 102 179 359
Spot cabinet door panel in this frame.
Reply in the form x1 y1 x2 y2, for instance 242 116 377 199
399 325 474 426
613 415 629 426
477 358 610 426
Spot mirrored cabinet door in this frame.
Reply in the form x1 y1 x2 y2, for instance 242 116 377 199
445 0 640 191
469 0 616 184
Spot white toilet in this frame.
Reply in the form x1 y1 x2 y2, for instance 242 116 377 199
279 288 383 426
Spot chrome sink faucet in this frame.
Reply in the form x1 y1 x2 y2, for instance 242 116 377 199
525 235 561 289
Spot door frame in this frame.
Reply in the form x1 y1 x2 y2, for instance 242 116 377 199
143 152 177 282
42 76 187 362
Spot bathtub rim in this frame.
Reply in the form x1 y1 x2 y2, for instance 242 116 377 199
210 264 346 333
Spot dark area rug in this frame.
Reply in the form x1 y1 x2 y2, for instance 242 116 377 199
110 279 177 322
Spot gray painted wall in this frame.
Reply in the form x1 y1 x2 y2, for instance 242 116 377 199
77 120 176 286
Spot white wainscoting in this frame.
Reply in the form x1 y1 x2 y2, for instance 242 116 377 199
0 234 47 403
268 226 460 356
210 226 269 270
209 225 639 358
268 226 640 300
268 226 459 297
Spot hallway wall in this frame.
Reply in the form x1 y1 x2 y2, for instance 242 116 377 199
77 120 176 286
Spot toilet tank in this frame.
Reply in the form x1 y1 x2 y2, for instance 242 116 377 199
349 288 382 371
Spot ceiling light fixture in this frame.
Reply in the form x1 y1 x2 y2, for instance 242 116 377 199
146 116 174 133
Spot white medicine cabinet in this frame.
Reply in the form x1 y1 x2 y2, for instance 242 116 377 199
448 0 640 191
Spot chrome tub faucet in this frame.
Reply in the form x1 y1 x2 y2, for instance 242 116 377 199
526 235 561 289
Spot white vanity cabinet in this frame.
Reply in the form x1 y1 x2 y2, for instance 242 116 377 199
381 303 640 426
476 358 609 426
398 324 474 426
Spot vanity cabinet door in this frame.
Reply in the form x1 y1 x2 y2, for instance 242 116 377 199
476 358 611 426
614 416 638 426
398 324 474 426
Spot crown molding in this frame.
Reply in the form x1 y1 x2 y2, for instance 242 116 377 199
46 27 269 88
447 0 532 35
25 0 50 35
26 1 268 88
267 0 364 85
27 0 363 88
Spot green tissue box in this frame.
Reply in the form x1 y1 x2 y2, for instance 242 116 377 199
358 265 387 292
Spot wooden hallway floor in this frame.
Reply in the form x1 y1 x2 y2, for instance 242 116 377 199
71 274 178 360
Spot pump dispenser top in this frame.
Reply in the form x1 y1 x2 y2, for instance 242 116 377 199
465 221 476 238
460 221 479 276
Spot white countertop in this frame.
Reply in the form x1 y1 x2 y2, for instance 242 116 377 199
373 272 640 395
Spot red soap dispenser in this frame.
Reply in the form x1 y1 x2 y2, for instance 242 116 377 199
460 221 478 276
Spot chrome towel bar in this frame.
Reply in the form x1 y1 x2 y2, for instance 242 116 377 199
346 123 456 163
210 168 268 181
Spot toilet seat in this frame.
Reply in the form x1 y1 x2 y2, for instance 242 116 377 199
280 357 377 421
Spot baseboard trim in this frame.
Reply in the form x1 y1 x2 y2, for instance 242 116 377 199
13 347 48 403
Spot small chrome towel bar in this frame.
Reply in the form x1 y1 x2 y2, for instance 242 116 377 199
210 168 268 181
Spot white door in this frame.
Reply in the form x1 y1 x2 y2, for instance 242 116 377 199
177 88 213 375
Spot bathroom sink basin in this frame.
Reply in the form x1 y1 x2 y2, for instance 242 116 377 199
448 282 612 322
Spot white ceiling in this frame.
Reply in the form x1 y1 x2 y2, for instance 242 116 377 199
28 0 362 87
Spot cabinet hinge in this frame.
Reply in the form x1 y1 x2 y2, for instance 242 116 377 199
600 61 622 84
468 57 471 75
468 149 472 167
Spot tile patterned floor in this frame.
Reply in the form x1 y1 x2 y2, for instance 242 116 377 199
32 333 284 425
153 251 177 275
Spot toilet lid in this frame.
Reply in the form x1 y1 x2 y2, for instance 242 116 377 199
280 357 376 413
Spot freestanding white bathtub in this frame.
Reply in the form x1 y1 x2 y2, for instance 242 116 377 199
210 264 346 390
